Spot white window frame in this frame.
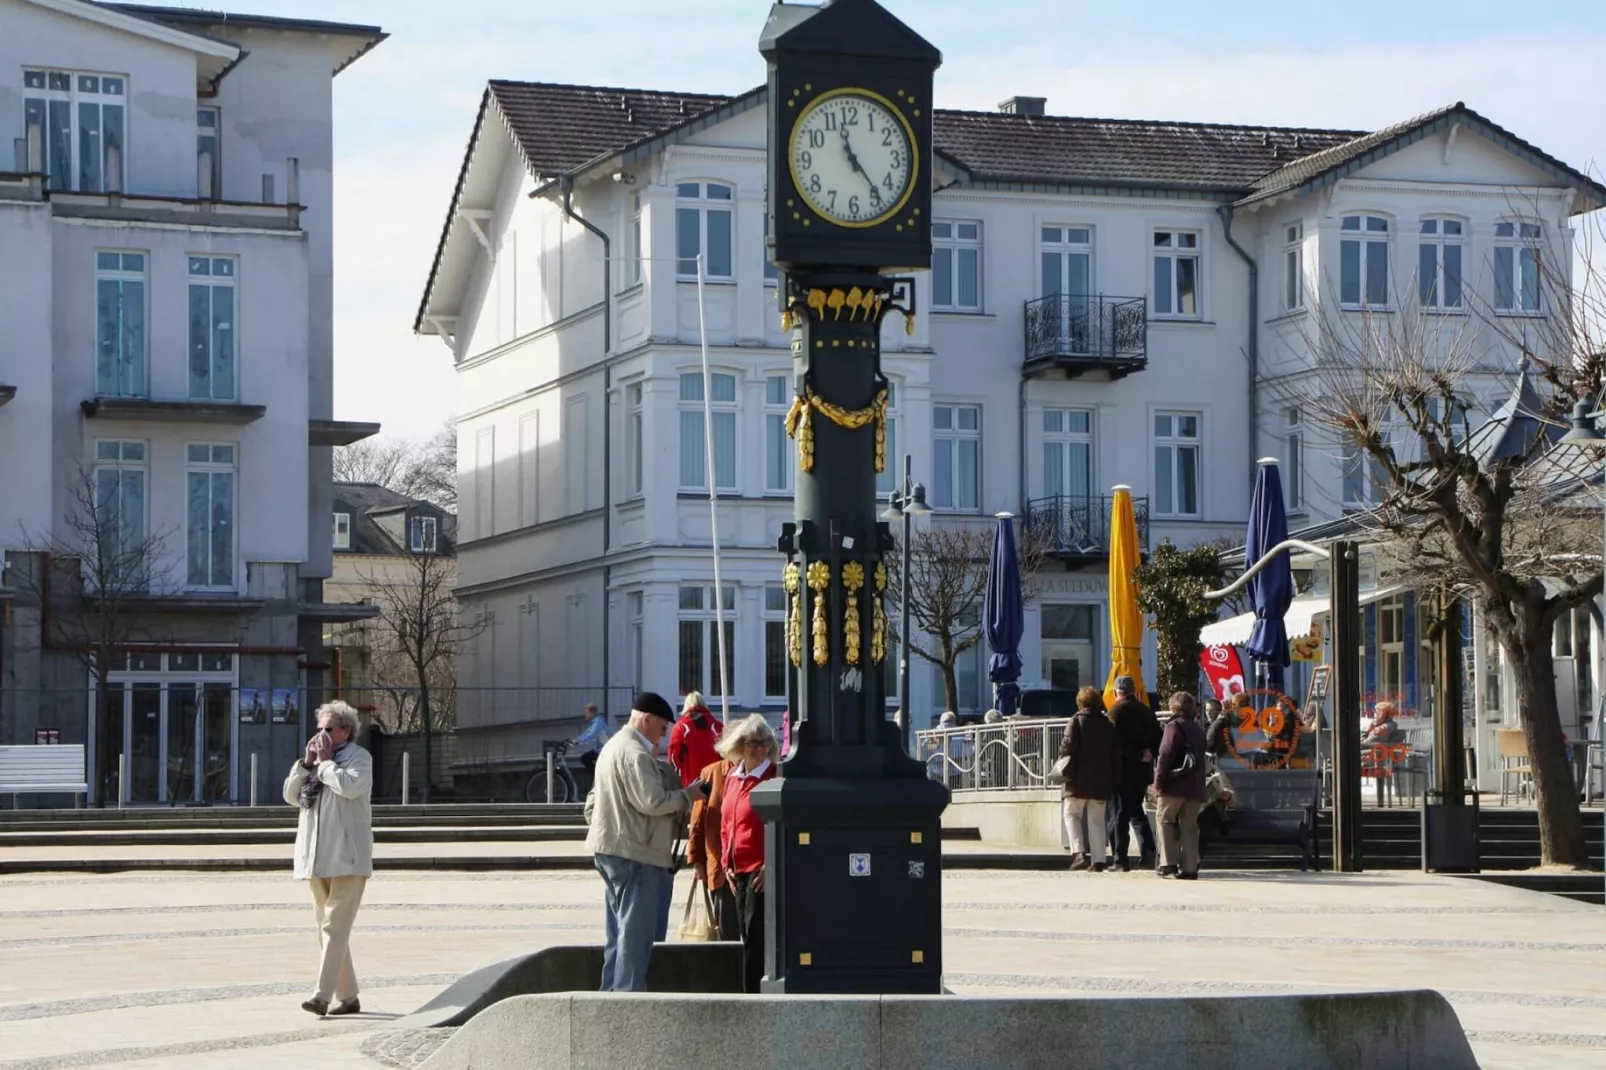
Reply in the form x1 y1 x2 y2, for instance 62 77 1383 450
1283 408 1304 512
876 381 900 498
1342 429 1391 509
94 250 148 398
1283 223 1305 312
678 371 737 492
1039 225 1095 298
93 439 148 589
196 105 220 199
1378 594 1406 702
410 515 438 554
932 403 982 512
763 583 789 701
623 192 643 289
931 220 982 312
23 68 127 193
1041 408 1095 502
678 584 735 698
1152 411 1201 518
1340 214 1392 309
1418 217 1466 312
187 255 237 401
627 591 645 690
675 181 734 281
184 442 237 591
763 206 780 285
1151 229 1202 320
1494 219 1543 315
624 381 644 498
764 374 793 494
333 512 351 550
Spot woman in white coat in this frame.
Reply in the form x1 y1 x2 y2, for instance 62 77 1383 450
282 700 374 1016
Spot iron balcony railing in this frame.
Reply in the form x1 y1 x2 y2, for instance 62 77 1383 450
1023 293 1148 370
1024 494 1151 558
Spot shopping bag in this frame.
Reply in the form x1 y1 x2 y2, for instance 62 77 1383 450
677 878 717 941
1047 755 1072 785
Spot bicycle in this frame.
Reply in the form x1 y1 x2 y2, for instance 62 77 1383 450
525 739 579 804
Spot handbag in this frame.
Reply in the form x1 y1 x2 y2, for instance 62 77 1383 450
677 878 717 941
1048 755 1072 785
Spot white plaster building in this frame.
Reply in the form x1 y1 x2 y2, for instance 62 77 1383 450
0 1 385 804
415 79 1604 763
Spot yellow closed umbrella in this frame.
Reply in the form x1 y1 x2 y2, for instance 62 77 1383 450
1103 485 1148 710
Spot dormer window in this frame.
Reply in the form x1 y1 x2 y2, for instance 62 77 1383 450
410 515 438 554
333 512 351 550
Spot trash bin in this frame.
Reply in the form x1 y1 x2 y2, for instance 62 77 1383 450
1422 788 1480 873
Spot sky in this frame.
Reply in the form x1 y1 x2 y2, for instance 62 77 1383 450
225 0 1606 442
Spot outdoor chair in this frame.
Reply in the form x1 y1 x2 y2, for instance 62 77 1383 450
1495 728 1532 806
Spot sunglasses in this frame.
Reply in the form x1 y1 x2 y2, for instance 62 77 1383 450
742 739 770 749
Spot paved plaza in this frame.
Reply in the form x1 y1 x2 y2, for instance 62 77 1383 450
1 861 1603 1069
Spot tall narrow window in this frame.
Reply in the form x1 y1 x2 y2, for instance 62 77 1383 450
1042 408 1094 503
188 256 237 400
1340 215 1391 308
333 512 351 550
1284 408 1303 511
763 208 780 284
679 371 737 491
931 221 982 311
1283 223 1304 312
764 584 789 700
1495 221 1542 313
23 69 125 192
764 374 792 493
410 516 438 554
197 106 221 198
185 443 236 590
1152 230 1201 318
932 404 981 511
625 193 643 287
876 382 900 497
1418 219 1464 310
94 440 147 589
675 182 733 280
627 591 645 690
95 251 147 397
625 382 644 498
1152 411 1201 517
678 584 735 697
1342 430 1390 508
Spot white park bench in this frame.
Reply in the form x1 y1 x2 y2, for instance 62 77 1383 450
0 744 89 807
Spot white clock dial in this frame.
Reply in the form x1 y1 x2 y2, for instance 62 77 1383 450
789 91 914 227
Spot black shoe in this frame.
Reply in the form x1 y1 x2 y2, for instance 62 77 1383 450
1091 862 1105 873
1156 865 1178 878
328 997 361 1016
301 997 329 1016
1119 860 1131 873
1176 871 1199 881
1139 853 1157 870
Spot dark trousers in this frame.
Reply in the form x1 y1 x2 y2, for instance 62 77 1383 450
710 880 741 941
1108 778 1157 861
731 871 765 994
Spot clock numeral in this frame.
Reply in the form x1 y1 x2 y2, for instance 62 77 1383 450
868 111 877 133
800 150 812 170
809 129 826 149
870 185 883 205
882 173 895 192
823 112 839 133
848 194 861 216
882 128 896 148
890 150 902 170
809 174 822 194
845 105 859 126
826 189 837 210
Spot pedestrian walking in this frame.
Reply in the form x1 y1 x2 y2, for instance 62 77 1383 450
717 715 780 993
667 691 724 788
1060 686 1121 872
282 700 373 1017
686 752 739 940
584 692 707 991
1154 691 1209 880
1106 675 1161 871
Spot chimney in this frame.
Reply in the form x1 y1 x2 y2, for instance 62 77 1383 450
286 157 300 205
998 96 1047 117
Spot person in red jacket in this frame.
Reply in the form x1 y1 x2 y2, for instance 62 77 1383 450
668 691 724 788
717 714 779 994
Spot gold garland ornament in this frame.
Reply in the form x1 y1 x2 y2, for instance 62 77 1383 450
782 562 803 667
842 561 865 665
872 562 888 664
784 386 889 475
807 561 831 666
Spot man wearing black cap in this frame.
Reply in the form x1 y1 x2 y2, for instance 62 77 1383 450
584 691 708 991
1107 675 1161 872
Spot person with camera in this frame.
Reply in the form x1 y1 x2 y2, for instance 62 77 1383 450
584 691 708 992
717 715 780 993
282 700 373 1016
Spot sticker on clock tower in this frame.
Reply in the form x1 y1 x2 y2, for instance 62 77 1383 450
848 853 872 877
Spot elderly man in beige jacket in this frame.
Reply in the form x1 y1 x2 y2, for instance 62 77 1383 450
282 700 374 1016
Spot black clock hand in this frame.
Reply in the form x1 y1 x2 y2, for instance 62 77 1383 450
840 127 873 188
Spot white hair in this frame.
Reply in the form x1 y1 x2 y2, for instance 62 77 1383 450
715 714 779 764
316 700 360 736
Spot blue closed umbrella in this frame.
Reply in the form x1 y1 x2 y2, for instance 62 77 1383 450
1245 459 1293 694
984 513 1025 715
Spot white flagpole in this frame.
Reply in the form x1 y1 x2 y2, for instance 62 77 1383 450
696 253 731 721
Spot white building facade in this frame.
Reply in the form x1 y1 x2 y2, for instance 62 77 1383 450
416 81 1603 764
0 1 385 803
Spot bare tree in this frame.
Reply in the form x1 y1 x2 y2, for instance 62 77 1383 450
15 465 175 805
358 547 481 802
334 421 457 512
886 521 1049 714
1273 192 1606 866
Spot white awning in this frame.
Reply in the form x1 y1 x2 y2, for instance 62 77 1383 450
1199 587 1402 648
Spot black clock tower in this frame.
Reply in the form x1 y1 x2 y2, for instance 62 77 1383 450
753 0 948 996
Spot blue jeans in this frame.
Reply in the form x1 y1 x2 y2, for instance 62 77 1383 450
594 853 673 992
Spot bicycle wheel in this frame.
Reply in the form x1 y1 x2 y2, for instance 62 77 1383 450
525 764 552 804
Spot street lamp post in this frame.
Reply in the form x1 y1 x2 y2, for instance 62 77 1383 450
881 454 931 749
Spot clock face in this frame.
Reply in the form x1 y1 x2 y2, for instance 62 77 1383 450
789 89 916 228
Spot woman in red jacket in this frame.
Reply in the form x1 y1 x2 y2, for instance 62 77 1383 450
668 691 724 788
718 714 780 994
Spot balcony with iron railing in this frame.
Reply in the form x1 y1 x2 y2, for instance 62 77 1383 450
1023 293 1148 379
1024 494 1150 562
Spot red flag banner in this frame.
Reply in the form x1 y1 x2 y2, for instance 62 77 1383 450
1200 644 1247 702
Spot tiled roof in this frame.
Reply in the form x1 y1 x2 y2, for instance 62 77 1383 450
488 81 734 177
333 482 456 558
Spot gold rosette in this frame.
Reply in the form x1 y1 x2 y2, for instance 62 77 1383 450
806 560 831 666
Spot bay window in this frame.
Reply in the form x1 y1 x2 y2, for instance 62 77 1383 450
676 182 733 280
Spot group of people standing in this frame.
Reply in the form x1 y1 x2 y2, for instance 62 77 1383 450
1057 676 1209 879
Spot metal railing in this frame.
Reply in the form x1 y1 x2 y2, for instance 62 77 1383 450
1024 494 1151 557
1023 293 1148 368
915 718 1072 791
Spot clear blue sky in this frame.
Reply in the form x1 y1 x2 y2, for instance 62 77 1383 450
213 0 1606 438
